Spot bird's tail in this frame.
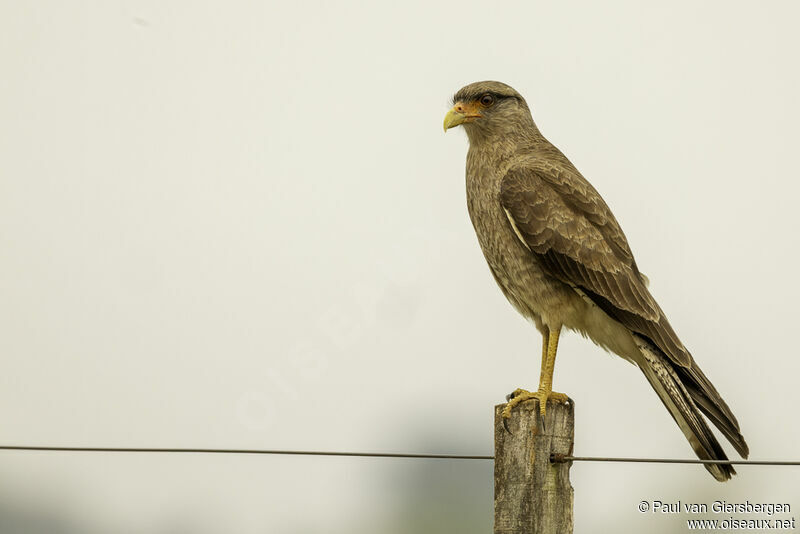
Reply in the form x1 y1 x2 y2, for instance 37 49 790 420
633 335 748 482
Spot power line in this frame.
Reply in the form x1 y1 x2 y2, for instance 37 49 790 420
1 445 798 466
0 445 492 460
551 454 800 466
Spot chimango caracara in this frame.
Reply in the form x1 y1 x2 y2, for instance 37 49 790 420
444 81 748 481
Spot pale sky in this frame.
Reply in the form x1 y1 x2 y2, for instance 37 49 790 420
1 1 799 532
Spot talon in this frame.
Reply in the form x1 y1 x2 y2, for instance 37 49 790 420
503 417 512 434
501 387 569 430
505 388 527 402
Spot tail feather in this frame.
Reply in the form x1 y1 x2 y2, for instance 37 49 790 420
634 335 743 481
674 364 749 458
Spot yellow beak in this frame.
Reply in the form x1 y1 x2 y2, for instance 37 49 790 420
443 107 468 132
443 102 482 132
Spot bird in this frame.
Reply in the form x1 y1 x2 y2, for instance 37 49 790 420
443 80 748 481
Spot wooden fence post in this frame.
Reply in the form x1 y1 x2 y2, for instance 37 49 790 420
494 399 575 534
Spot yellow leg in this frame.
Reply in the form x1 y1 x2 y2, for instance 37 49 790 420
502 326 569 427
539 328 550 382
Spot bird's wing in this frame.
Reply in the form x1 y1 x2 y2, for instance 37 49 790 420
499 164 692 368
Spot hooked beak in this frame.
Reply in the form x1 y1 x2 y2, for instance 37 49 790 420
443 101 482 132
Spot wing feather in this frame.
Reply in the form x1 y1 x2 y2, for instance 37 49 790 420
500 166 691 368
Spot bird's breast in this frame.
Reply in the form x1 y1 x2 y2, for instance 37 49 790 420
465 152 578 328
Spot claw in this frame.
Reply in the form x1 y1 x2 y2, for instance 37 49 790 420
539 397 547 431
503 416 512 434
502 387 568 433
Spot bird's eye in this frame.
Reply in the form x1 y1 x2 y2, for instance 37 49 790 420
480 94 495 106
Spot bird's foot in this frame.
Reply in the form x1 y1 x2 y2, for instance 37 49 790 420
502 388 569 432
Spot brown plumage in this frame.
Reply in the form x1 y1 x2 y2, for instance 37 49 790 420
444 80 748 481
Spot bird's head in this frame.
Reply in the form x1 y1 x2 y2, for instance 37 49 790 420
443 81 535 143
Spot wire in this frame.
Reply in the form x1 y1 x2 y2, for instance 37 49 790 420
1 446 798 466
551 454 800 466
0 445 493 460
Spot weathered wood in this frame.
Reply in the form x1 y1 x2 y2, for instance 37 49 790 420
494 399 575 534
